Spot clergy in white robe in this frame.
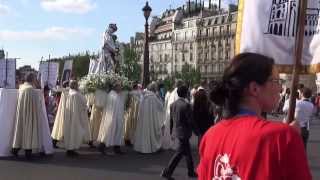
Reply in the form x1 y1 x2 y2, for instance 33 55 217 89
97 83 125 154
161 80 184 150
89 89 108 141
51 88 68 147
63 80 91 156
134 83 164 153
124 85 141 145
12 73 43 158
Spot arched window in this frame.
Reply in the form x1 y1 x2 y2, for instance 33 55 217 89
279 24 283 35
277 10 281 18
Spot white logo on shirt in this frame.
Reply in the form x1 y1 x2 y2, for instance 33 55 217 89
213 154 241 180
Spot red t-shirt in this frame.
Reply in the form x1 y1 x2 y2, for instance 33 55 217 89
197 116 312 180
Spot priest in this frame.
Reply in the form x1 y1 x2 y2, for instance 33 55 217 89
12 73 44 159
88 89 108 143
134 83 164 153
124 83 141 145
97 82 125 155
63 80 92 156
51 86 68 148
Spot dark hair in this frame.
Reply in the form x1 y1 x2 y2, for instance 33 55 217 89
25 73 35 83
298 83 304 90
175 79 184 88
177 85 188 98
210 53 275 118
62 80 69 88
194 89 210 115
285 88 290 94
302 87 312 98
132 83 138 89
69 80 78 90
44 85 50 92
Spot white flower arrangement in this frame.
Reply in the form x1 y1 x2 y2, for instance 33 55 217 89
79 73 132 94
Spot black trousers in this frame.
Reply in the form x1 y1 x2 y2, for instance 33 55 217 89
301 127 309 150
164 138 194 176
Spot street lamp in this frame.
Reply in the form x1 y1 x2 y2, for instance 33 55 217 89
142 1 152 87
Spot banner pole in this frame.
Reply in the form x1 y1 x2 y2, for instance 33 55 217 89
286 0 308 123
47 54 50 88
5 52 8 88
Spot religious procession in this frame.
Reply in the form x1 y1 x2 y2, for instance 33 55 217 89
0 0 320 179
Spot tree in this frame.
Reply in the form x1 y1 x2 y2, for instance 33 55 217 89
175 63 201 87
121 46 141 82
50 51 92 80
72 52 90 79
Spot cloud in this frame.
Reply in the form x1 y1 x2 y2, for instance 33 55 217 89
41 0 96 14
0 27 94 41
0 3 10 15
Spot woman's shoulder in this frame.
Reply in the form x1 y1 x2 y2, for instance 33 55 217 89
209 116 298 137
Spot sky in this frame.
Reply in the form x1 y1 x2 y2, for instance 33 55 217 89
0 0 237 69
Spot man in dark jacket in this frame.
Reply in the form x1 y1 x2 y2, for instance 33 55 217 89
160 85 197 180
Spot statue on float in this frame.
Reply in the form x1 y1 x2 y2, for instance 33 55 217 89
95 23 119 74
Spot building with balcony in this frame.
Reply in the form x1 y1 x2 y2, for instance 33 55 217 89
132 1 237 82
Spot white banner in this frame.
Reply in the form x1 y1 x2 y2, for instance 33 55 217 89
61 60 73 84
0 58 16 89
237 0 320 72
38 61 59 89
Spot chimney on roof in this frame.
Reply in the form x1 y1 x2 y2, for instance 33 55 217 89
219 0 221 10
209 0 212 9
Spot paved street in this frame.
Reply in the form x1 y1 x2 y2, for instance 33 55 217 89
0 117 319 180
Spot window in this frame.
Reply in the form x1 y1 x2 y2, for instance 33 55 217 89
190 43 193 49
160 55 162 62
182 54 185 62
165 54 168 62
190 53 193 61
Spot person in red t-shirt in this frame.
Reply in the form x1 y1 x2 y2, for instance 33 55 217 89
197 53 312 180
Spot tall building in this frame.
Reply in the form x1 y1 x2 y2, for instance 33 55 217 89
132 1 237 81
131 32 145 66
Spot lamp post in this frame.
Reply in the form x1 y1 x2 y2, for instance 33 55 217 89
142 1 152 87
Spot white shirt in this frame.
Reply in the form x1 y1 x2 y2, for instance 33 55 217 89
295 99 314 130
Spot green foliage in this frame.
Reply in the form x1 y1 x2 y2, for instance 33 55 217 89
72 52 90 79
121 46 141 82
175 63 201 87
163 76 174 91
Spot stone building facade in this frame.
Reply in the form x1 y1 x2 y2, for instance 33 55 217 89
132 1 237 81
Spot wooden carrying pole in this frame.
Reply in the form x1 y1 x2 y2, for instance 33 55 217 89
286 0 308 123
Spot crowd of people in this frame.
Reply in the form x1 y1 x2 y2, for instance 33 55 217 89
7 52 315 180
